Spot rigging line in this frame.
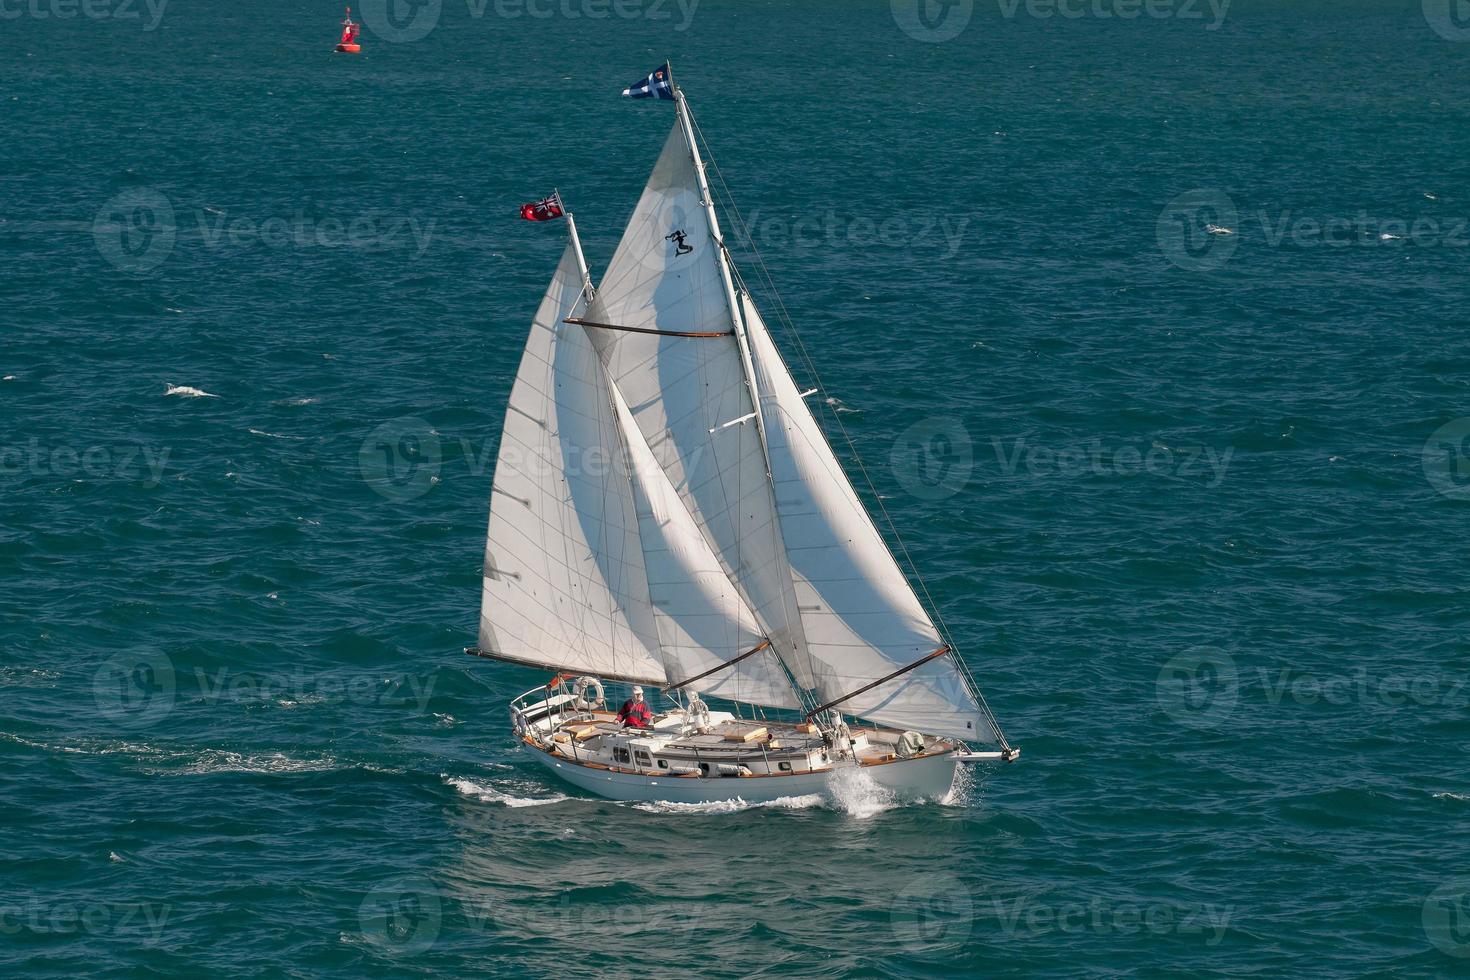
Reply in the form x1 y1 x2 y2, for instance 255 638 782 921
689 114 1010 746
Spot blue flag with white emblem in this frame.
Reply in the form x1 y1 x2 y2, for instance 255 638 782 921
622 63 674 101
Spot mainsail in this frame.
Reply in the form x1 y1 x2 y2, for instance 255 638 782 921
577 122 816 691
479 244 666 686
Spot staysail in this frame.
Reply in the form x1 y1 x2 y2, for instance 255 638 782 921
479 244 667 686
741 295 998 742
608 383 802 710
578 121 816 692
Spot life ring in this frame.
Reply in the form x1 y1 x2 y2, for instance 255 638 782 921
572 676 604 711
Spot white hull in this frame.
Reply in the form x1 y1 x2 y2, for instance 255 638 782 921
522 739 961 804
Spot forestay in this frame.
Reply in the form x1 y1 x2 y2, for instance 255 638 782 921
479 245 667 686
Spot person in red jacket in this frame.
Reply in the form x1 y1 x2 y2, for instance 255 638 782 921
616 686 652 729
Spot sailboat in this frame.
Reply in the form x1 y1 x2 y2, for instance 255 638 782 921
469 65 1018 805
334 7 361 53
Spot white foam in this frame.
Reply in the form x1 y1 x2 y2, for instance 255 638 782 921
632 794 824 815
1205 224 1235 236
108 851 125 863
445 775 567 808
249 428 304 440
163 751 337 775
1380 233 1401 241
824 766 896 819
165 385 217 398
1434 792 1469 801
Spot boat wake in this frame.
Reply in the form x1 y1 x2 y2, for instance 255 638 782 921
444 775 568 808
631 794 824 816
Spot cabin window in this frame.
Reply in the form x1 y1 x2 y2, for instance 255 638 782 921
778 762 792 772
613 747 630 764
657 759 668 769
698 763 709 774
634 750 652 765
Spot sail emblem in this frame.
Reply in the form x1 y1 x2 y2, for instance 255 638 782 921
665 229 693 256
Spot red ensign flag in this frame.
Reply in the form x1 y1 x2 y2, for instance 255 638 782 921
520 196 564 221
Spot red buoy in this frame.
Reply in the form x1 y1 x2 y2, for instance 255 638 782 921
335 6 361 53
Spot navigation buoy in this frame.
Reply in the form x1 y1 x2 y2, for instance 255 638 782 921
335 6 361 53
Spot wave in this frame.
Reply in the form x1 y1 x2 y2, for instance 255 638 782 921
444 775 567 808
632 794 824 815
165 384 218 398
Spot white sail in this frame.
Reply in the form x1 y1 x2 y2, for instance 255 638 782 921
580 121 815 690
741 294 998 742
479 244 667 686
608 383 803 710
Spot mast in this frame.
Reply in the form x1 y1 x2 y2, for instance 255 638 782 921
669 75 826 724
554 189 594 301
670 82 770 477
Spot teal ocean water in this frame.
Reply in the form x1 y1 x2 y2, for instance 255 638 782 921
6 0 1470 974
